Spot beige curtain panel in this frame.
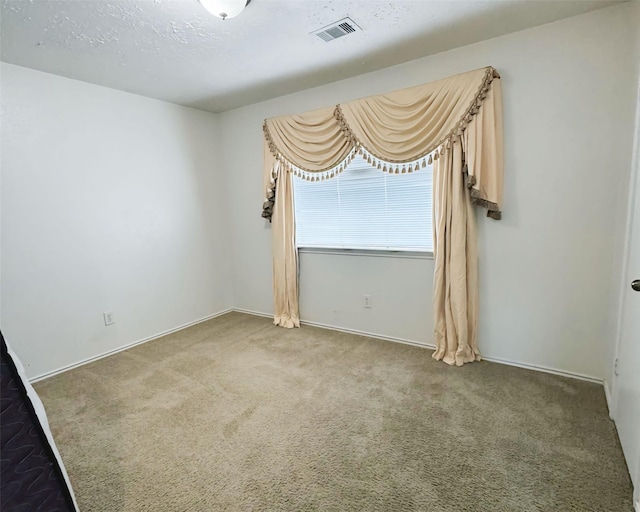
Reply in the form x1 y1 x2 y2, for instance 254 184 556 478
432 137 480 365
261 66 503 365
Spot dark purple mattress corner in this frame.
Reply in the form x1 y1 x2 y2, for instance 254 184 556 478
1 331 77 512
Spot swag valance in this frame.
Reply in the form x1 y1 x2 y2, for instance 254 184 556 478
261 67 504 367
263 66 503 221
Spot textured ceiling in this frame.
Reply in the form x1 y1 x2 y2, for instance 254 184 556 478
1 0 622 113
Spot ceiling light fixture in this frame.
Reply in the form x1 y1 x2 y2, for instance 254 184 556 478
199 0 252 20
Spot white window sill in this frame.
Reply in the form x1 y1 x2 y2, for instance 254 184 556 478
297 247 434 260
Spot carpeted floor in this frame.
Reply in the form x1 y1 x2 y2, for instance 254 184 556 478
35 312 633 511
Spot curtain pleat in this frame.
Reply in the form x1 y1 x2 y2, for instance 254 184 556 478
264 106 352 172
339 69 485 162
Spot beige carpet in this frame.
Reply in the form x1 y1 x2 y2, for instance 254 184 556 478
35 312 633 511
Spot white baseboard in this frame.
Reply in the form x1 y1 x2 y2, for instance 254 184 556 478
29 308 233 383
301 319 435 351
232 309 604 385
233 308 434 350
232 308 273 319
479 355 603 385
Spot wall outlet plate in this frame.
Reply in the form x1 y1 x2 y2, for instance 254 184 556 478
363 294 372 308
103 312 114 326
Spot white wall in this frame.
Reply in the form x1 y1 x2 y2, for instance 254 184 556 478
1 63 233 379
219 3 639 381
298 251 434 344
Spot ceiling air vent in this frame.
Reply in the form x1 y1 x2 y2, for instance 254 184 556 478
312 17 361 42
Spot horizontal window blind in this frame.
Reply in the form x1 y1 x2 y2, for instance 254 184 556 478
293 155 433 252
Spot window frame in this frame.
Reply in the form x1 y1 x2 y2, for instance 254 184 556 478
297 246 434 260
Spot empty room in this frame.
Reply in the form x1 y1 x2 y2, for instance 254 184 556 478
1 0 639 510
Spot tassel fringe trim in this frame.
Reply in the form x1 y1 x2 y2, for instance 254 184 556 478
462 163 501 219
261 66 500 221
470 189 502 220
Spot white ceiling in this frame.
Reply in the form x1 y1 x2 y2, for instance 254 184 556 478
1 0 622 113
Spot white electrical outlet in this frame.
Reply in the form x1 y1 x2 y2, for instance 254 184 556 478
363 294 372 308
103 312 115 326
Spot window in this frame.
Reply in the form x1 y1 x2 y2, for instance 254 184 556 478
293 155 433 252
